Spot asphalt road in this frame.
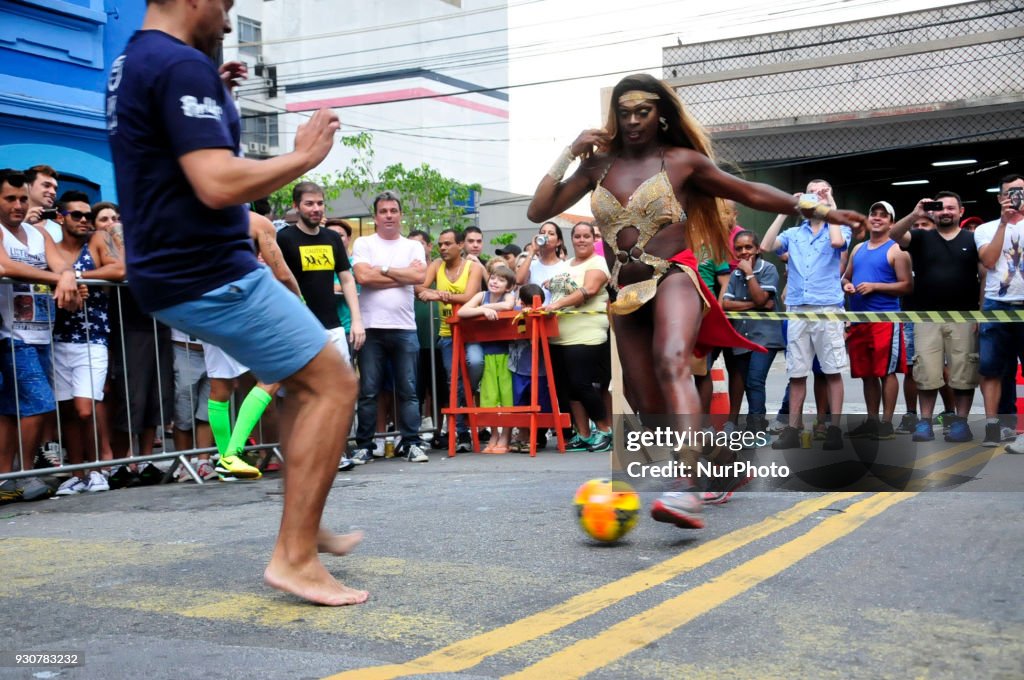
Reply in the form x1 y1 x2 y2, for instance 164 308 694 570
2 400 1022 680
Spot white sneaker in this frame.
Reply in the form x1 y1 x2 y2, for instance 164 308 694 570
1000 426 1017 442
420 416 434 432
195 461 218 481
56 477 86 496
1007 433 1024 455
767 418 788 434
84 470 109 493
405 443 429 463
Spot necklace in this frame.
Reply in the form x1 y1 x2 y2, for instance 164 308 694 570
445 258 466 282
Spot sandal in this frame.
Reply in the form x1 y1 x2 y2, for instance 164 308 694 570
510 441 530 454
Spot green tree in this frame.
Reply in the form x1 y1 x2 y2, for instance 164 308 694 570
337 132 481 236
268 170 345 217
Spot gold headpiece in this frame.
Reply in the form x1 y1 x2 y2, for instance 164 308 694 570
618 90 660 106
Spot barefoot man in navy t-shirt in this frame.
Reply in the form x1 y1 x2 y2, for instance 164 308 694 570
107 0 367 606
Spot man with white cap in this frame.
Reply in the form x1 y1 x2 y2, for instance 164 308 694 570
841 200 913 440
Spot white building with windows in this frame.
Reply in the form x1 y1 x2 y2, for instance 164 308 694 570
225 0 511 194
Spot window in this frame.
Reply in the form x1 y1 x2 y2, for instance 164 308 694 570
237 16 262 60
241 110 279 152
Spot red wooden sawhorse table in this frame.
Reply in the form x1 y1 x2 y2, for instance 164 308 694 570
442 307 570 456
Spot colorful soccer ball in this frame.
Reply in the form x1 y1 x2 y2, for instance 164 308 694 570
573 478 640 542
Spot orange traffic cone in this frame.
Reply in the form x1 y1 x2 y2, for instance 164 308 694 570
709 360 730 429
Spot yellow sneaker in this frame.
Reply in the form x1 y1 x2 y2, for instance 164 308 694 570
215 454 262 479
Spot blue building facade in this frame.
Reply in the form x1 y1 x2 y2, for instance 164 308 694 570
0 0 144 202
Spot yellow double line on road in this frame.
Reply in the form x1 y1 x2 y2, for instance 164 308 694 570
506 493 912 679
327 491 916 680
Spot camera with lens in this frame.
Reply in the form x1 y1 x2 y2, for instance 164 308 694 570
534 235 548 247
39 209 59 221
1008 187 1024 211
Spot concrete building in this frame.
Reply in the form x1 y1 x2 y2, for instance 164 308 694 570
0 1 145 201
225 0 511 191
663 0 1023 229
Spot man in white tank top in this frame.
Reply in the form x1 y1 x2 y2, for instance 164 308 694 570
0 169 80 501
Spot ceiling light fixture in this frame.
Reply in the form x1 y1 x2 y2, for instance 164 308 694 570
891 180 930 186
931 159 976 167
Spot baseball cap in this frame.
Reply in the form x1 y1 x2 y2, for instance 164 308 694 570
960 216 983 231
869 200 895 220
495 244 522 256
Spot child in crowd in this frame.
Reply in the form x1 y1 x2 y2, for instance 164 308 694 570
721 230 784 432
508 283 552 452
457 265 517 452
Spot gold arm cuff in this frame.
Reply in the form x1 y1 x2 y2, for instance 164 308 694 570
546 146 576 181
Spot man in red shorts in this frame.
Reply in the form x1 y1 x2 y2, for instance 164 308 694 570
842 200 913 440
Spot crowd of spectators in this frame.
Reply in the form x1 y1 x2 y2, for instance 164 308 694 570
1 166 1022 504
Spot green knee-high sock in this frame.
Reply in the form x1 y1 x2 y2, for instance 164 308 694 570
207 400 232 456
225 387 273 457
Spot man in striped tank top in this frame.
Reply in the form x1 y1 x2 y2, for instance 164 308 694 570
841 200 913 440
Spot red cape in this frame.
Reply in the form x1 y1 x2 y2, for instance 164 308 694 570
669 250 766 357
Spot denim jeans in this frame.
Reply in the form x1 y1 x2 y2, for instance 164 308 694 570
356 329 420 447
744 349 778 416
437 338 484 434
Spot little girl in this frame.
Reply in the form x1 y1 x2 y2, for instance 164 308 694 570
458 265 517 452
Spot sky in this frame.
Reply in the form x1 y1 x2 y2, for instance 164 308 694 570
505 0 968 214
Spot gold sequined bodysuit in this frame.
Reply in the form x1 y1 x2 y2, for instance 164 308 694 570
591 155 691 314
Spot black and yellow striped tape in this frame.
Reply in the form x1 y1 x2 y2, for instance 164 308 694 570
543 309 1024 322
725 309 1024 323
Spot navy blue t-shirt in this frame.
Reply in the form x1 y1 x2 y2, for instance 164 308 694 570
107 30 257 312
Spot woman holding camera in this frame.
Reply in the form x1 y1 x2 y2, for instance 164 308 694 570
527 73 865 530
515 221 567 303
545 221 613 453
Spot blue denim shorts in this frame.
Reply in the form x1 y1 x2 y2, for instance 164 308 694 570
978 299 1024 378
150 267 328 384
0 340 55 417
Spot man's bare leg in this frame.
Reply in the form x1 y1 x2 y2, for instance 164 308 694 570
263 343 368 606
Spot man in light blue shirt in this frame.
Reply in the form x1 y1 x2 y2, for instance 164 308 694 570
761 179 852 450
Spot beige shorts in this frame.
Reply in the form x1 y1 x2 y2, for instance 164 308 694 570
785 306 849 377
912 322 979 390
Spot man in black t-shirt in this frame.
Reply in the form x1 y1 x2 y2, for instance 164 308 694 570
277 182 364 363
891 192 981 443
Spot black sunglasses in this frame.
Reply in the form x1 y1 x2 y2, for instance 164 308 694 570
62 210 94 221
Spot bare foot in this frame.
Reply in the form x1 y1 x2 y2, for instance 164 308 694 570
317 528 364 556
264 555 368 606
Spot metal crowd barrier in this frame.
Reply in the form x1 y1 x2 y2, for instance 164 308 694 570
0 278 447 486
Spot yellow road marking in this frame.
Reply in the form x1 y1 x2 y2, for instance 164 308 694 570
324 493 861 680
913 441 979 468
504 492 915 680
907 447 1006 491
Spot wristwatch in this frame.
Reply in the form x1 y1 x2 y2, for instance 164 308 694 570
381 265 390 276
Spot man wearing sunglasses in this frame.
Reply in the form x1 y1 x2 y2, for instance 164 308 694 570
51 191 125 496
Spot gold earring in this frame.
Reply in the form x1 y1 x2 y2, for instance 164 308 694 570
659 117 669 131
